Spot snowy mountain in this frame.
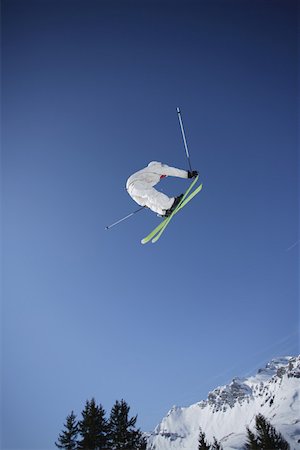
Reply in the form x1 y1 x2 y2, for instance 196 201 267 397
146 355 300 450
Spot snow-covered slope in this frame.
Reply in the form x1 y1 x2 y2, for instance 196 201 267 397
147 355 300 450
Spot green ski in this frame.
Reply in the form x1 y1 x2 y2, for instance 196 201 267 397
141 176 202 244
151 182 203 243
141 176 199 244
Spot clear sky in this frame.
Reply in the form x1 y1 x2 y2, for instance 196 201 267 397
2 1 299 449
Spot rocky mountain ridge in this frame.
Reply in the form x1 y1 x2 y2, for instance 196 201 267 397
147 355 300 450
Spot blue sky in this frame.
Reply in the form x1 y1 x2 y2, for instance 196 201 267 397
2 1 299 449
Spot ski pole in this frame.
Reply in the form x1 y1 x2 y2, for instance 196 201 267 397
176 107 192 172
105 206 145 230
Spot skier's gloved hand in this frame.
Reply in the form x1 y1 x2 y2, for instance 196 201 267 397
188 170 198 178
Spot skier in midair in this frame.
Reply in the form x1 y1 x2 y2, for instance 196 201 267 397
126 161 198 217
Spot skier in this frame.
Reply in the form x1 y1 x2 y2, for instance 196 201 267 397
126 161 198 217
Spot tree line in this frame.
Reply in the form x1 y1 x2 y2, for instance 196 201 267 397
198 413 290 450
55 398 146 450
57 401 291 450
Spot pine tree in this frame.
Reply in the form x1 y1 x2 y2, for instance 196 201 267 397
198 429 223 450
108 399 147 450
255 414 290 450
211 436 223 450
198 429 210 450
244 427 260 450
55 411 79 450
78 398 108 450
244 414 290 450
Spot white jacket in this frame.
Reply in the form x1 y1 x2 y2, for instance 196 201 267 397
126 161 188 190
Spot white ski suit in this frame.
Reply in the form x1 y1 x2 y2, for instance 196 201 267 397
126 161 188 216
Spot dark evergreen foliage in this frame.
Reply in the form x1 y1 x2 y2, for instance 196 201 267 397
244 427 260 450
108 399 147 450
198 429 211 450
78 398 108 450
211 436 223 450
244 414 290 450
198 429 223 450
55 411 79 450
56 398 146 450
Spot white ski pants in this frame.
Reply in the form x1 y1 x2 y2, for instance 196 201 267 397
127 181 174 216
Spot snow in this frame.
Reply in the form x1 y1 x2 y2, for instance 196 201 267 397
146 355 300 450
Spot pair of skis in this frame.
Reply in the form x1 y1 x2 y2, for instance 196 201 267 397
141 176 203 244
